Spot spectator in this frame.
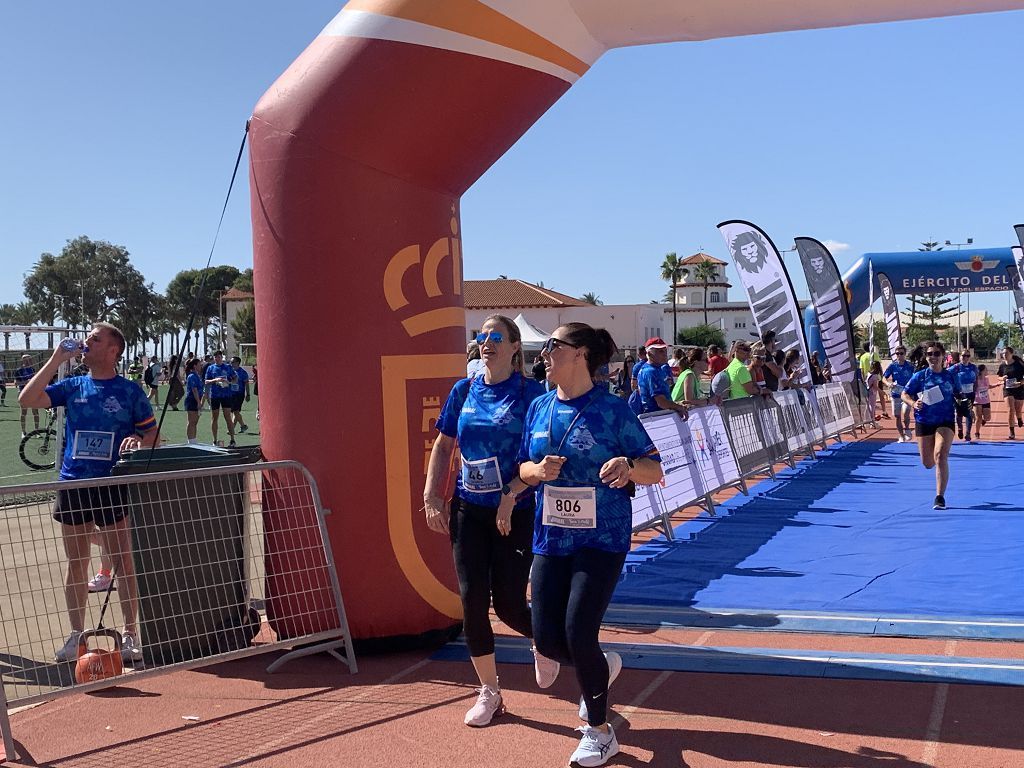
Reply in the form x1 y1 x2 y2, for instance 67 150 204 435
634 337 688 418
725 341 759 399
228 356 251 434
15 354 40 437
204 350 237 447
706 345 728 378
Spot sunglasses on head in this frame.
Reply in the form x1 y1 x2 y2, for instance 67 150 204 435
475 331 504 345
541 337 579 354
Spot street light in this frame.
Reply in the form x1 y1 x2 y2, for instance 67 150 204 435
945 239 973 350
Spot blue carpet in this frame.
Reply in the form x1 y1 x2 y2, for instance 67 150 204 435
611 439 1024 622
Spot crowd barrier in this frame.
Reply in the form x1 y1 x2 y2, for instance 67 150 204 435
0 461 357 762
631 384 861 535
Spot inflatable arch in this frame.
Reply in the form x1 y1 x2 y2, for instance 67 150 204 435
805 246 1017 361
249 1 1024 643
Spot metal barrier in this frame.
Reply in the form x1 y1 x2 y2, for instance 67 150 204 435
773 389 818 459
0 461 356 762
719 397 775 481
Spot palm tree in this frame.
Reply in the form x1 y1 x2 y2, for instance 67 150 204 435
659 252 683 343
581 292 602 306
693 260 719 326
11 302 39 349
0 304 16 350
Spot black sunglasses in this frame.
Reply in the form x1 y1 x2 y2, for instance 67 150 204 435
925 351 943 357
542 337 579 354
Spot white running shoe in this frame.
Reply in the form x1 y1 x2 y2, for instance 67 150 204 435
579 651 622 721
533 646 560 689
570 723 619 767
121 631 144 664
55 631 83 662
464 684 504 726
87 572 113 593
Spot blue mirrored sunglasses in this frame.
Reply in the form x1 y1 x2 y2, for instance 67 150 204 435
475 331 504 345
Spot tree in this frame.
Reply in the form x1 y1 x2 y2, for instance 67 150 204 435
581 292 602 306
854 320 888 355
906 240 944 328
692 260 718 327
232 268 254 293
659 252 683 344
11 302 39 348
0 304 16 350
231 301 257 346
912 294 958 339
165 266 241 355
675 324 725 349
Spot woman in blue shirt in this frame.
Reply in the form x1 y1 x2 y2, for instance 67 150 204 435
902 341 961 510
183 359 204 442
423 315 548 727
519 323 663 768
949 348 978 443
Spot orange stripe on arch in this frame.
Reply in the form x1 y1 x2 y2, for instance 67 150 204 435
347 0 590 77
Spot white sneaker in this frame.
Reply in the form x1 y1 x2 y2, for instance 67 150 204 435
55 631 83 662
533 646 560 689
87 572 113 592
464 684 504 727
570 723 619 767
121 631 144 664
579 651 622 721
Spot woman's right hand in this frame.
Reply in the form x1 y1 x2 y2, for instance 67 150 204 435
525 455 566 484
424 495 449 535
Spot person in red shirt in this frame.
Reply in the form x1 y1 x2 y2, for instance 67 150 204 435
706 344 728 377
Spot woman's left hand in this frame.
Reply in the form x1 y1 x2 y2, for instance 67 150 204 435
495 494 515 536
599 457 632 489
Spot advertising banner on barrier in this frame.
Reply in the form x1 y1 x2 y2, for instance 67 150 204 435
826 382 856 431
719 397 772 477
719 220 811 386
877 272 903 355
773 389 815 454
814 384 841 437
638 411 704 514
756 397 789 463
686 405 741 492
795 237 858 383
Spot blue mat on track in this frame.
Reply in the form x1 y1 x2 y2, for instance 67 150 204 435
611 440 1024 624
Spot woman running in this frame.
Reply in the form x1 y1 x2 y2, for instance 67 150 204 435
423 315 551 727
950 349 978 442
670 348 713 406
902 341 960 510
520 323 663 767
973 364 991 440
884 346 915 443
996 346 1024 440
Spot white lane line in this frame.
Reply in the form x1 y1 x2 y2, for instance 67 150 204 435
921 640 957 767
611 670 674 730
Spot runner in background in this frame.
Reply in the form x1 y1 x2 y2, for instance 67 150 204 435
519 322 663 768
902 341 960 510
996 346 1024 440
204 350 236 447
884 346 915 443
973 364 991 440
949 349 978 442
228 356 251 434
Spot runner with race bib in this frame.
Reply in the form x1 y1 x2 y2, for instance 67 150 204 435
519 322 663 768
883 346 915 443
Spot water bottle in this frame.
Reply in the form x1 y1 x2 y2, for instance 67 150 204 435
59 338 82 353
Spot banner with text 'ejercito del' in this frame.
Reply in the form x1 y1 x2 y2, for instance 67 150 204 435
876 272 903 354
718 221 811 384
794 237 858 382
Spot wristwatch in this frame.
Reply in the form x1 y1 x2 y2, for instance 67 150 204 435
625 458 635 471
501 484 513 496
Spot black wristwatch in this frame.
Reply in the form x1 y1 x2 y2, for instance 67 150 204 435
625 458 635 470
501 483 513 496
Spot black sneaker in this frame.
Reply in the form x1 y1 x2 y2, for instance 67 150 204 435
933 495 946 510
1011 431 1017 441
1018 418 1023 428
957 428 963 439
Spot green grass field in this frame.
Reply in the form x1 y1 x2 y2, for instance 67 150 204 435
0 391 261 488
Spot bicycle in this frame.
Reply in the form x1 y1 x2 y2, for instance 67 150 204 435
19 409 59 471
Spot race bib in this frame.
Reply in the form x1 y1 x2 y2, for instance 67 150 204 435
890 384 903 396
542 486 597 529
961 382 973 394
72 430 115 461
461 456 502 493
1006 378 1019 389
920 386 943 406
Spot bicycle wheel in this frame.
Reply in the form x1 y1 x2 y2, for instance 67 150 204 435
20 429 58 471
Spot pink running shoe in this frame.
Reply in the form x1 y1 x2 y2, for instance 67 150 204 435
464 684 504 727
533 646 560 689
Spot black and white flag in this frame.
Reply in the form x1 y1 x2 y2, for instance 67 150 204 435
1011 246 1024 333
1014 224 1024 250
794 237 858 383
718 221 811 384
876 273 903 355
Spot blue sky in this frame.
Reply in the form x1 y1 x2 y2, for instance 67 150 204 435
3 3 1023 323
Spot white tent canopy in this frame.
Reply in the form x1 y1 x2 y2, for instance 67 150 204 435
513 313 550 351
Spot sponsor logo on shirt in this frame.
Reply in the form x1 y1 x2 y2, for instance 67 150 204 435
102 397 123 415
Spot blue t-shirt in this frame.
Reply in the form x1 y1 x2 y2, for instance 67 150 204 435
661 363 674 386
184 372 204 404
883 360 915 394
205 362 235 399
15 366 34 389
45 375 157 480
904 368 961 425
230 366 250 393
636 362 671 414
631 360 645 385
949 363 978 395
519 387 660 556
437 372 544 509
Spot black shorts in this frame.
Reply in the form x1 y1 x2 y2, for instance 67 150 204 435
53 484 129 528
1004 389 1024 401
184 397 199 412
229 394 245 413
915 421 955 438
209 398 230 411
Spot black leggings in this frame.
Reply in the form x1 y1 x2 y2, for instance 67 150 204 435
531 548 627 726
956 395 975 434
449 497 534 657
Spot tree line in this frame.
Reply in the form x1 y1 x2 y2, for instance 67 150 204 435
1 236 256 358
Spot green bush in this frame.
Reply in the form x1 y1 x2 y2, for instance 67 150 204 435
675 324 726 348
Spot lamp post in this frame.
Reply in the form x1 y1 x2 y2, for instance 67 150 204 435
945 238 973 350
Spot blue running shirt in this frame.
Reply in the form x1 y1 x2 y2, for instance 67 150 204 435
205 362 235 399
636 362 671 414
437 372 545 509
185 372 204 405
230 366 250 393
883 360 915 396
949 363 978 395
904 368 960 425
519 387 660 556
46 376 157 480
